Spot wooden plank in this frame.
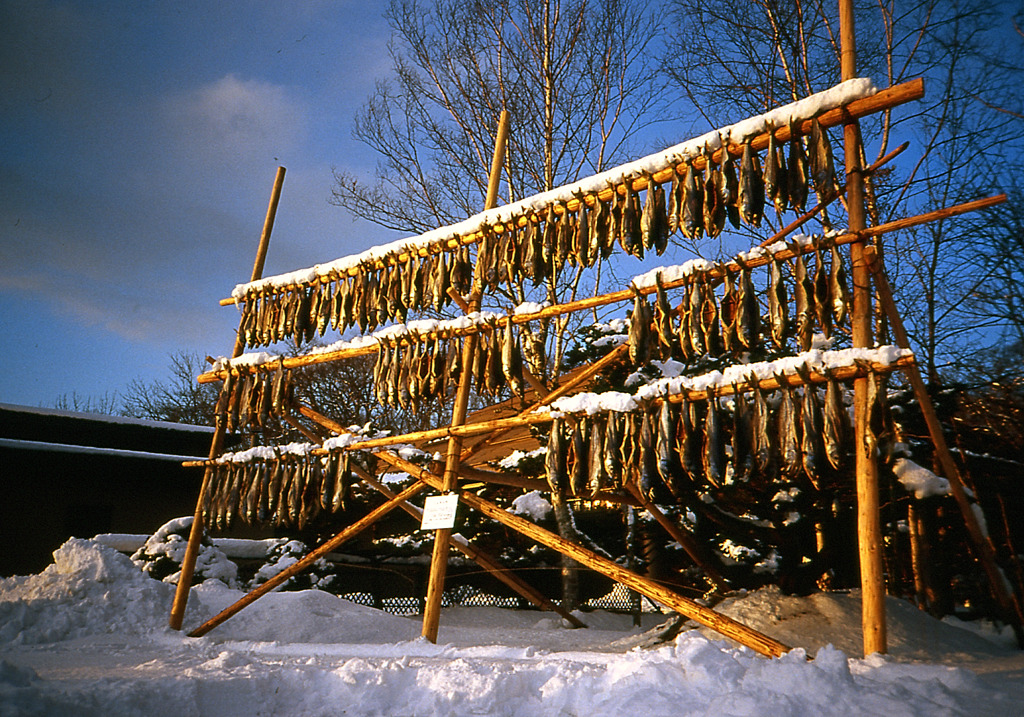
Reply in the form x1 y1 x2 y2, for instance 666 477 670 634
186 481 427 638
169 166 286 632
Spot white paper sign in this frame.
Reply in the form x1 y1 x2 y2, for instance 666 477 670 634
420 493 459 530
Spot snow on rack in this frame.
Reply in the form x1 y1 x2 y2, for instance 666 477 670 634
545 346 913 416
231 79 876 299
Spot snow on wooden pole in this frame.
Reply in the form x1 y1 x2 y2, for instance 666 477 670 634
839 0 887 656
421 110 510 644
169 167 286 631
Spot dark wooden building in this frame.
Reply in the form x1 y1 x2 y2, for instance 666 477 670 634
0 403 222 577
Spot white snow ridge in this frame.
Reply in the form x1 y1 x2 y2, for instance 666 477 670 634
1 537 1023 716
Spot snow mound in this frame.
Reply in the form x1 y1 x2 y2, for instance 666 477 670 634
190 581 421 644
0 538 186 645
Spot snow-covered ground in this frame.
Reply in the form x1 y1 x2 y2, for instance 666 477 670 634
2 538 1023 716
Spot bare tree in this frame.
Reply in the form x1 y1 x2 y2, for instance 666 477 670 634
331 0 668 379
52 391 120 415
662 0 1024 383
121 351 220 426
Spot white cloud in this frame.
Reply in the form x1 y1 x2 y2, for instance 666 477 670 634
161 74 308 166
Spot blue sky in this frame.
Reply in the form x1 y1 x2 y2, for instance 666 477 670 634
1 1 403 408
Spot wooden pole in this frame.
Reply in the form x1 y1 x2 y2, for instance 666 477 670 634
628 486 726 590
169 166 286 631
422 110 510 643
377 451 792 658
864 246 1024 645
187 480 427 638
839 0 886 656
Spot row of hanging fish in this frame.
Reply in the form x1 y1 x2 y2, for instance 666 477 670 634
629 242 850 365
544 366 890 504
372 319 526 410
235 122 838 350
215 360 294 432
473 121 836 292
204 450 360 531
236 244 475 349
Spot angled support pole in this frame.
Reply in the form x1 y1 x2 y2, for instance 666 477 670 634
864 244 1024 647
169 166 286 631
422 109 510 643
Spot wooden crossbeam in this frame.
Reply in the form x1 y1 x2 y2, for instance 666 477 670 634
196 193 1002 386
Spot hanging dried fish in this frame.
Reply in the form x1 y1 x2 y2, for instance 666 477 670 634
639 405 659 500
788 120 809 211
485 321 504 397
320 455 336 512
602 410 624 488
387 338 402 408
808 119 837 202
763 123 786 216
609 183 623 251
738 139 764 227
720 270 739 355
688 279 706 358
575 194 592 268
569 417 589 496
748 374 774 477
332 452 351 512
769 254 789 349
300 457 322 529
679 398 704 481
703 145 726 237
287 458 305 525
703 387 726 486
731 385 753 483
797 366 825 489
257 461 272 525
793 247 815 352
830 244 849 327
653 273 676 360
628 286 652 366
822 368 848 471
776 373 802 478
677 283 694 361
657 399 681 489
722 142 741 229
735 258 760 351
668 166 684 235
680 159 704 240
502 320 525 398
373 338 391 405
621 180 643 258
546 417 567 495
590 195 612 260
266 453 283 518
699 276 722 356
813 246 832 338
406 339 422 409
555 203 572 270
